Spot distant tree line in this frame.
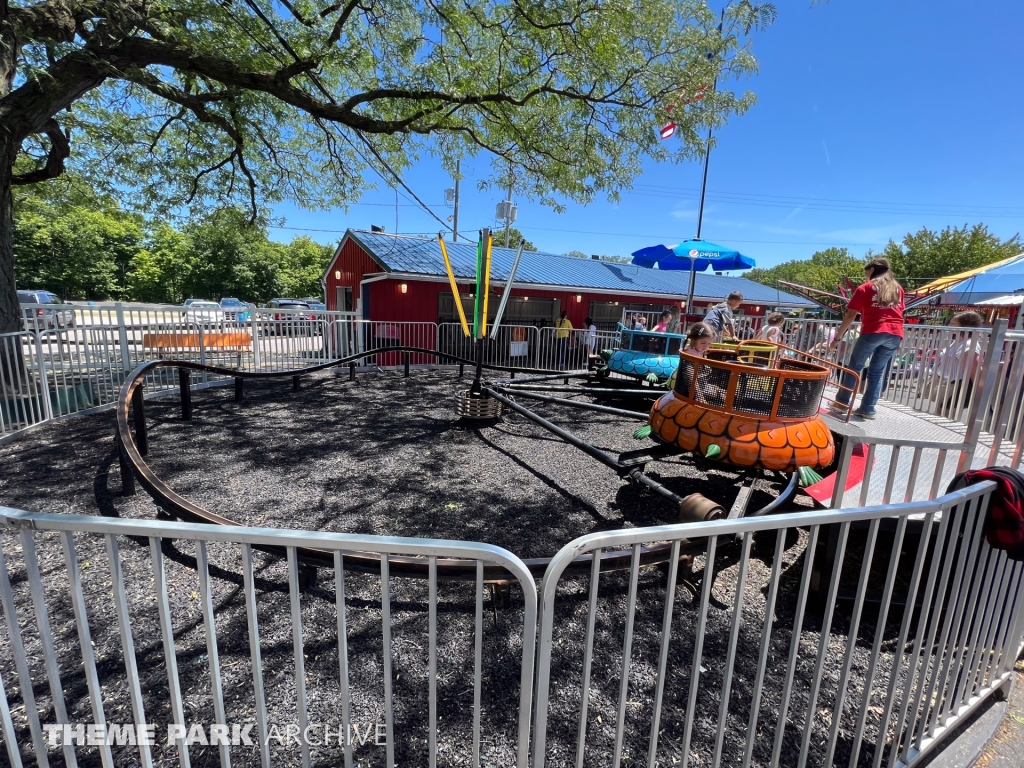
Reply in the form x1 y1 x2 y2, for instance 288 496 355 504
746 224 1022 294
13 179 334 304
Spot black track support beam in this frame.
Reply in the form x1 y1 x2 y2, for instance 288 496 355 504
131 385 148 457
234 377 243 402
117 437 136 496
179 368 192 421
299 565 317 592
404 351 410 378
293 375 300 390
349 363 356 381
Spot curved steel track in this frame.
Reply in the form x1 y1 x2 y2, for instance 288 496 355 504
114 347 796 582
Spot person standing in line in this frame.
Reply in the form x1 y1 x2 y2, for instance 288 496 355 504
931 311 984 418
583 316 598 354
652 310 673 333
703 292 743 341
828 257 906 419
554 310 573 368
758 312 786 344
666 305 682 335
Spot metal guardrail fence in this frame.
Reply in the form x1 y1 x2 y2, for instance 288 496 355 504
5 307 1024 473
2 484 1019 767
621 309 762 339
532 481 1022 768
0 507 537 768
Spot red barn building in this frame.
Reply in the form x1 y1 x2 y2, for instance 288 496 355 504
323 230 811 328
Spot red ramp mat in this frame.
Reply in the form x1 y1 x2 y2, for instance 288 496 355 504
804 443 871 506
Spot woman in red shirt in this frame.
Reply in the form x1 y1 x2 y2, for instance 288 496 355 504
828 258 905 419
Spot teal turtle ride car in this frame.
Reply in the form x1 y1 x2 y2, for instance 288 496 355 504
600 323 685 383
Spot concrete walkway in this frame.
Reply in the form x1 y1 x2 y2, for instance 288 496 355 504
975 659 1024 768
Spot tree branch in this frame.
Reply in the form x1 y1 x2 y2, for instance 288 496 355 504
11 118 70 184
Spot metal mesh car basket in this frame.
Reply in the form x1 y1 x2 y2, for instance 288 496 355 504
732 372 779 417
776 376 827 418
693 364 731 408
675 358 695 398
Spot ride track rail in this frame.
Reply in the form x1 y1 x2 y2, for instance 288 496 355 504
114 346 798 583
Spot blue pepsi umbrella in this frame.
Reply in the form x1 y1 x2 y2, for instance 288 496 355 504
631 238 755 323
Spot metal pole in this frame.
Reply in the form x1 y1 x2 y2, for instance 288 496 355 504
695 12 722 240
471 338 485 395
491 242 525 334
685 255 698 330
503 175 514 248
959 317 1008 472
695 128 713 239
453 159 461 242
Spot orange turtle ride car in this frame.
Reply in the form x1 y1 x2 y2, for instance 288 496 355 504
647 343 856 482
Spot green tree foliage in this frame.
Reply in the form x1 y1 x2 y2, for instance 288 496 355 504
746 247 863 293
747 226 1022 294
502 228 536 251
2 0 774 331
13 183 333 303
278 237 336 299
13 189 145 300
129 224 193 304
878 224 1022 287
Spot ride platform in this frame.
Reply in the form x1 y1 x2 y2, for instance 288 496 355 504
816 394 1018 508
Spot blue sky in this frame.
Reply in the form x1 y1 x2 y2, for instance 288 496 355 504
270 0 1024 272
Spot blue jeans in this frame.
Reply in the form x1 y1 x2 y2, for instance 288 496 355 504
836 333 902 414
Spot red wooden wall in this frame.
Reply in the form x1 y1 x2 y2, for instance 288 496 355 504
324 237 380 314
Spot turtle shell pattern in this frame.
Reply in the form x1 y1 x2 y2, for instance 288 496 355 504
649 391 834 472
606 350 679 382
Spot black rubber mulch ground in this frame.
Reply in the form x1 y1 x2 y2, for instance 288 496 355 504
0 370 912 768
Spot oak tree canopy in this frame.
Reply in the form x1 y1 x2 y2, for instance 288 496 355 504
1 0 773 331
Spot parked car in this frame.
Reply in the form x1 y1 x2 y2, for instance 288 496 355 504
181 300 222 322
17 290 75 331
219 297 250 321
182 298 208 307
304 301 327 311
263 299 314 334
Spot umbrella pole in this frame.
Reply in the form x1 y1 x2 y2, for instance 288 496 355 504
685 255 697 330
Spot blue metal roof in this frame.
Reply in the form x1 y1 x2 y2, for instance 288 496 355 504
346 230 812 306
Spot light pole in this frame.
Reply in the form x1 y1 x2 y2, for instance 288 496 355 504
503 175 514 247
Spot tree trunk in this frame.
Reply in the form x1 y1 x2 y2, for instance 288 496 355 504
0 139 19 336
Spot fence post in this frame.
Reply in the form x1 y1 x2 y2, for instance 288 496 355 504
32 331 55 421
960 318 1008 473
829 437 856 509
988 340 1024 466
115 302 132 372
198 324 208 386
250 312 261 371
